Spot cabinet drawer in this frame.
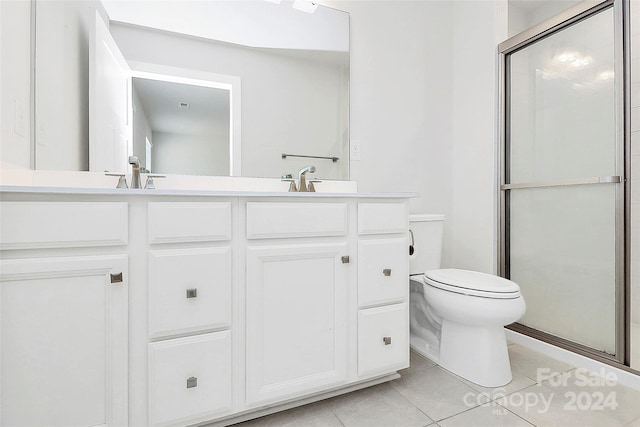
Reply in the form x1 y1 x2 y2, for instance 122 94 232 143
0 201 128 249
148 332 233 426
358 303 408 377
246 202 347 239
148 202 231 244
358 237 409 307
148 248 231 338
358 202 407 235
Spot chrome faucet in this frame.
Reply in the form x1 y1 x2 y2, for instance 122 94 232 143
297 165 316 192
129 156 142 189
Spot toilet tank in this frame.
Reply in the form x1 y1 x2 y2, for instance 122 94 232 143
409 214 444 275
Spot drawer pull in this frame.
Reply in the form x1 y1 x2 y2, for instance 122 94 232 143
186 288 198 299
383 336 392 345
110 272 123 284
186 376 198 389
341 256 350 264
383 269 392 277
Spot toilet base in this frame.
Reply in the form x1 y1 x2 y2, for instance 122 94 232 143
410 334 439 364
438 320 512 388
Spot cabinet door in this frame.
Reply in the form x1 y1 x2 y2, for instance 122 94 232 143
0 255 128 427
246 243 349 406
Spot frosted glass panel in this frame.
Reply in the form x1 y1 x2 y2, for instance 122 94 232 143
509 185 616 354
509 8 615 184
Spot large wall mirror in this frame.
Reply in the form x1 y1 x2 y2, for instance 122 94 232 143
34 0 350 180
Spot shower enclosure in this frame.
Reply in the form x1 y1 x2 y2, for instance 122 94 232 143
499 0 629 364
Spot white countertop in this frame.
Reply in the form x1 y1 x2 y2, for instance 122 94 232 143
0 185 418 199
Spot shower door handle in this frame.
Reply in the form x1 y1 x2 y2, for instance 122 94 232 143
501 175 622 191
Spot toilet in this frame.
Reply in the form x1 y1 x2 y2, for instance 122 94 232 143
409 214 526 387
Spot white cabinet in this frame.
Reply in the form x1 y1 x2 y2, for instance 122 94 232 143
356 202 410 379
0 200 129 427
147 201 231 244
358 237 409 308
148 331 233 426
245 242 350 406
146 201 235 425
358 303 409 377
0 192 412 426
0 255 128 427
148 247 232 339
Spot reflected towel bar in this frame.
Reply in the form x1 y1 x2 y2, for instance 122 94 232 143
282 153 339 162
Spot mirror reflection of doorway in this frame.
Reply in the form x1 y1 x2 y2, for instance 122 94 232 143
132 76 231 176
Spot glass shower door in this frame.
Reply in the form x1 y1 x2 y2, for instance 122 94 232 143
501 2 624 357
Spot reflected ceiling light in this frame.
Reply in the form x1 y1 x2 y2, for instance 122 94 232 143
570 56 592 67
597 70 615 81
292 0 318 13
555 51 578 64
553 50 592 68
536 68 558 80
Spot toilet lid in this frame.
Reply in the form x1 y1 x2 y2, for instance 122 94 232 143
423 269 521 298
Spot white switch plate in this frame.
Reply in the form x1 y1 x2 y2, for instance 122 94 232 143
350 140 362 161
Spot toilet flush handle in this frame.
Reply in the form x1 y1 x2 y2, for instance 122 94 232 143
409 229 415 255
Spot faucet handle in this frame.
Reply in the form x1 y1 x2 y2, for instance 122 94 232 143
281 179 298 192
307 180 322 192
105 173 128 189
144 174 166 190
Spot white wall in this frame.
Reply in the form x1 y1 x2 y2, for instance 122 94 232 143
324 0 455 266
450 0 507 273
1 0 32 169
33 0 108 171
508 1 581 37
34 1 91 170
132 87 152 171
152 131 229 176
102 0 349 53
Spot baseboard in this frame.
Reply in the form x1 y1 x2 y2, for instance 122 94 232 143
505 329 640 391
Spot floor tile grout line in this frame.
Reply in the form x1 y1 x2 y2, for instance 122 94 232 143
392 364 499 422
390 381 487 424
383 377 438 425
494 398 538 426
432 403 484 424
333 410 346 427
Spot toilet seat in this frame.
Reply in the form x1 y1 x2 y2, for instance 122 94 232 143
422 268 521 299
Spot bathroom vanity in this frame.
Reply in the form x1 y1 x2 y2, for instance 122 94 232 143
0 187 412 426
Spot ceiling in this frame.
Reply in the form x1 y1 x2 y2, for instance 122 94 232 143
133 77 230 137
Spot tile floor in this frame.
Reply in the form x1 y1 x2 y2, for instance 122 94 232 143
233 343 640 427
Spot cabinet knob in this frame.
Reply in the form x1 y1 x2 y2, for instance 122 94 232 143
383 336 392 345
110 272 123 283
186 288 198 299
341 256 350 264
383 269 392 276
186 376 198 389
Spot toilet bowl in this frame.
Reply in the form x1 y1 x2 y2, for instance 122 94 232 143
408 215 526 388
411 269 526 387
